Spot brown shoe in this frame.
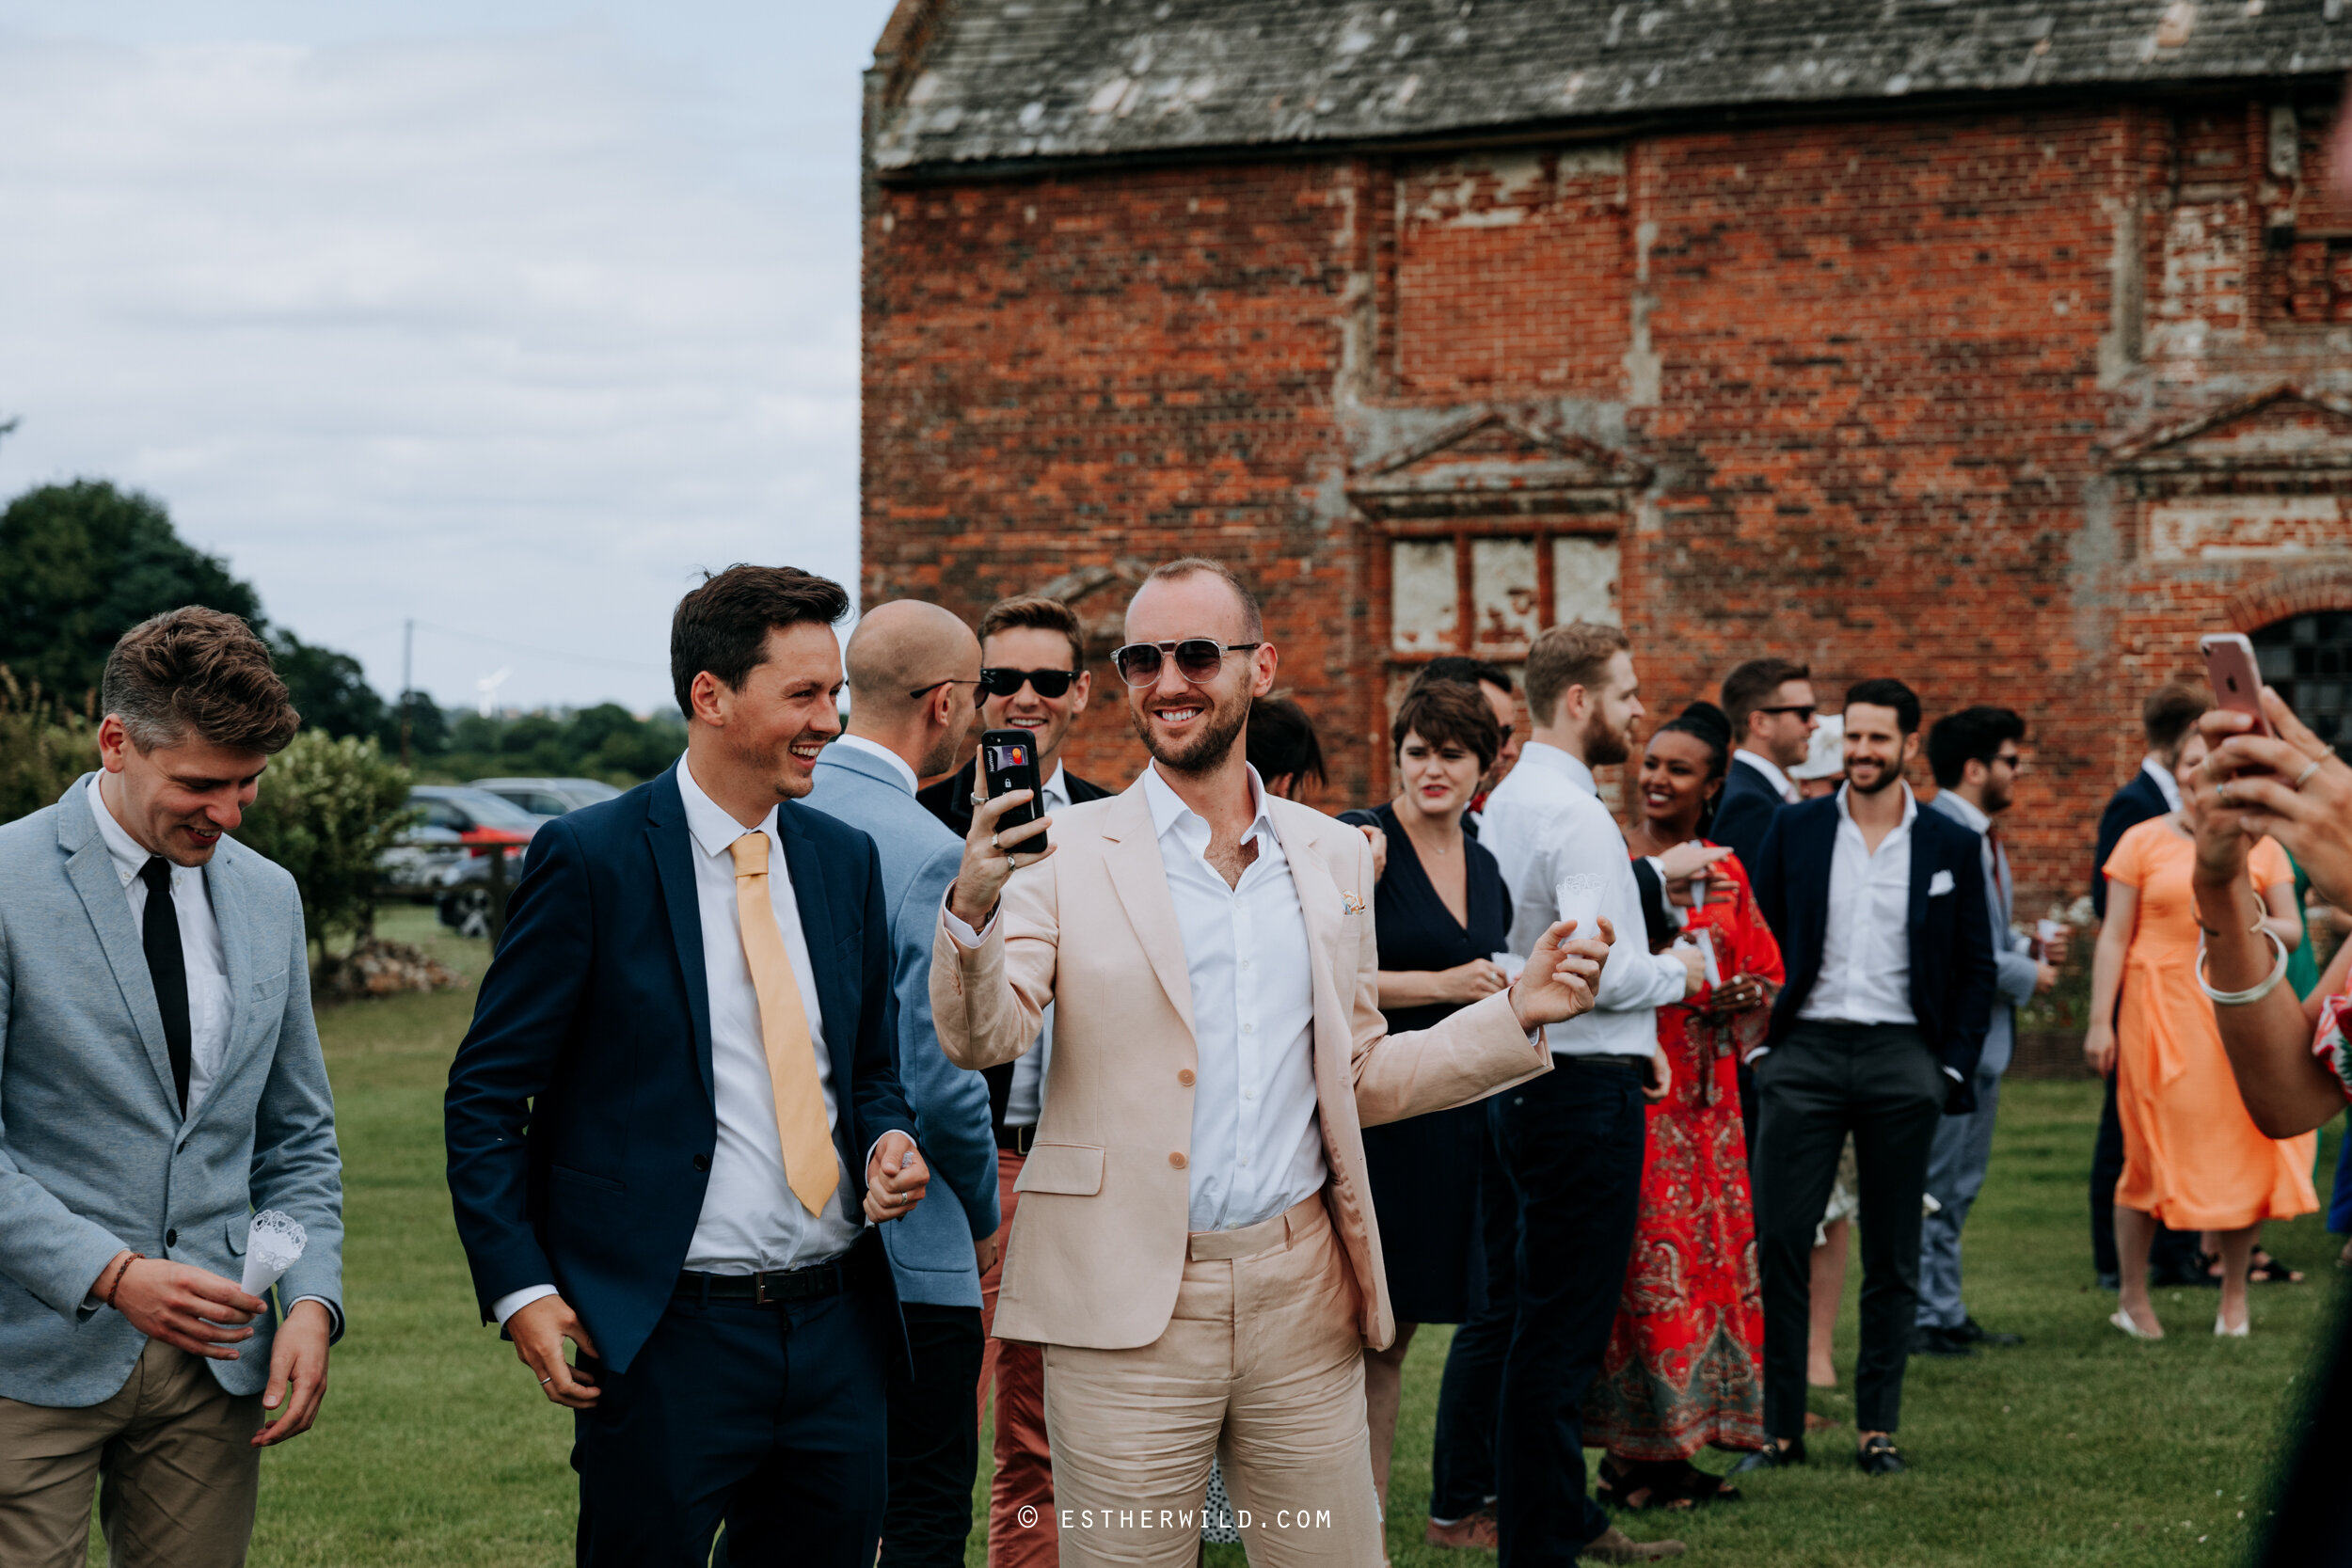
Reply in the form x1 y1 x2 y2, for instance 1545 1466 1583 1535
1425 1510 1501 1549
1582 1525 1688 1562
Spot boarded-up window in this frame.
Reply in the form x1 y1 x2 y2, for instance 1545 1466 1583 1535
1391 541 1458 652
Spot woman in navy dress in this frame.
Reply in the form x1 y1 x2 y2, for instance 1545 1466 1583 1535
1340 679 1511 1532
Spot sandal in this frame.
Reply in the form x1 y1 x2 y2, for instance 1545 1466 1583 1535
2248 1251 2305 1284
1597 1459 1696 1513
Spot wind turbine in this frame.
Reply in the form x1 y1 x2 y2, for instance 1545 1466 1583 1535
475 666 513 720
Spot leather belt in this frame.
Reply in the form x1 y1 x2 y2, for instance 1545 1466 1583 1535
675 1245 877 1307
996 1123 1039 1155
1553 1053 1655 1071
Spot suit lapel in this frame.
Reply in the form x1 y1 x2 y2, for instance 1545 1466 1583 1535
1099 787 1197 1037
774 802 849 1091
57 795 183 1114
1907 816 1935 930
201 850 256 1112
1267 805 1351 1070
645 768 716 1107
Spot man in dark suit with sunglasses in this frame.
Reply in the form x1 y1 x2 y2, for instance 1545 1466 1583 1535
916 594 1111 1568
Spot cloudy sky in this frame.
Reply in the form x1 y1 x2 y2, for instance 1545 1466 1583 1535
0 0 899 715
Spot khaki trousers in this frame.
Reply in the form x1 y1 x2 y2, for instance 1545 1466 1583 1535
1041 1194 1382 1568
0 1338 263 1568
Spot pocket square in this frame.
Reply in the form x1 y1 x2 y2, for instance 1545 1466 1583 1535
1342 892 1367 915
1928 869 1956 897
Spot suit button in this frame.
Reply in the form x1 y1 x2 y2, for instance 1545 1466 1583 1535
164 1227 177 1247
692 1154 711 1172
1168 1152 1187 1170
1177 1069 1196 1087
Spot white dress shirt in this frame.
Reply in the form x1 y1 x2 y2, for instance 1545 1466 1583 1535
2142 753 2184 813
1796 783 1919 1026
1004 765 1072 1131
1139 765 1327 1231
1479 741 1684 1058
89 775 338 1329
87 775 231 1117
832 732 919 795
1733 749 1800 805
491 756 864 1324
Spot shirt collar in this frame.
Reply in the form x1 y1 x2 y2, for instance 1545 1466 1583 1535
1834 779 1917 832
1935 787 1991 835
1140 760 1276 847
1041 761 1070 809
830 733 919 796
85 773 157 886
1733 748 1797 803
675 753 780 860
2143 754 2185 813
1516 739 1597 798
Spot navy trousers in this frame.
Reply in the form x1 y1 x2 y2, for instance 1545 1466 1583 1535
571 1266 893 1568
1429 1104 1518 1521
1492 1058 1650 1567
881 1304 985 1568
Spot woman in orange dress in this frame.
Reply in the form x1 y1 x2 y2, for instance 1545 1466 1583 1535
2085 730 2317 1339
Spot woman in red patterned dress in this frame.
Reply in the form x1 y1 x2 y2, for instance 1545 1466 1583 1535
1585 703 1782 1510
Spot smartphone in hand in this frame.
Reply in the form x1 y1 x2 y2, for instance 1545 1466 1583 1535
979 730 1049 854
2199 633 2276 739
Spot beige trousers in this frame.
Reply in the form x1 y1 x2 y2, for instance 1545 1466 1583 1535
0 1338 263 1568
1041 1194 1383 1568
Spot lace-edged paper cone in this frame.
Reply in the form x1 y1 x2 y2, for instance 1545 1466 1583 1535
241 1211 308 1298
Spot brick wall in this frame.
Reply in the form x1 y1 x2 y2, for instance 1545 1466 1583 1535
865 94 2352 913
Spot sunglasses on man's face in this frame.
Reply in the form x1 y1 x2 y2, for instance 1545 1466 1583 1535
1754 704 1817 721
1111 638 1262 689
977 667 1079 702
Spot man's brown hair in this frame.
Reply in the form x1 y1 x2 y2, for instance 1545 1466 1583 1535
1137 558 1263 641
1720 657 1812 738
977 594 1086 670
1523 622 1630 730
102 608 300 754
1392 678 1502 774
671 564 850 716
2143 680 2211 756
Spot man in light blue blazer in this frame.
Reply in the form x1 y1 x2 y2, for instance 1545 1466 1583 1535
0 608 343 1568
803 599 1001 1568
1915 706 2058 1358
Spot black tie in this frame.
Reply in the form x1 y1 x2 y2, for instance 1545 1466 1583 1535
138 857 193 1116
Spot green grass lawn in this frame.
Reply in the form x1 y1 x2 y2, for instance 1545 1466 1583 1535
131 904 2338 1565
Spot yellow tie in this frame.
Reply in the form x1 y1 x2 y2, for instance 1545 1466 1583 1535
728 832 838 1217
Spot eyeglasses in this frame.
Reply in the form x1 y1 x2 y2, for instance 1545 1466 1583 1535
1110 639 1261 689
907 677 984 701
1754 704 1817 720
977 667 1079 702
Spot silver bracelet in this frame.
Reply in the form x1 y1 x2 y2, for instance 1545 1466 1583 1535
2195 927 2290 1006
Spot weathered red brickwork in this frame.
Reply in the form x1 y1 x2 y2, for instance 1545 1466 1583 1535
865 97 2352 911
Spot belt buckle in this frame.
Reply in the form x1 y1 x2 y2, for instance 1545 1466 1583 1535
1017 1126 1038 1156
752 1271 775 1307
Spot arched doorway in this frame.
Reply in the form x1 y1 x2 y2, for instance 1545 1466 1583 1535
2252 612 2352 744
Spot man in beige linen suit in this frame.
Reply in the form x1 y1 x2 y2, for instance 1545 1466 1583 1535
931 559 1612 1568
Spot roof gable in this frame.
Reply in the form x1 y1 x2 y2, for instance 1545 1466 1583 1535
1348 413 1651 521
2110 385 2352 475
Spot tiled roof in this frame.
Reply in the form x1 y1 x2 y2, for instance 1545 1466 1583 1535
869 0 2352 174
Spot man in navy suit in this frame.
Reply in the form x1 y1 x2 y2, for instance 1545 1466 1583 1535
2086 682 2210 1290
445 564 930 1568
1734 679 1995 1480
1712 657 1818 872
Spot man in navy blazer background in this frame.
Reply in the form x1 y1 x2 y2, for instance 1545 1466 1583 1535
445 564 929 1568
1735 678 1994 1481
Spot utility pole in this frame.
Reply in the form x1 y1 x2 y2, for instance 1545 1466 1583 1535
400 618 414 768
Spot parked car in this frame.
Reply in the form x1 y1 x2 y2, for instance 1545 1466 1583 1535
469 776 625 817
378 785 549 937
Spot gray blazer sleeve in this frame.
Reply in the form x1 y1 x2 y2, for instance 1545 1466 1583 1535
0 897 134 1318
1993 929 2040 1010
246 909 346 1338
893 839 1001 1243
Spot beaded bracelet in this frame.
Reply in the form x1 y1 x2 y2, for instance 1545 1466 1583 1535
99 1252 144 1310
2196 927 2290 1007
